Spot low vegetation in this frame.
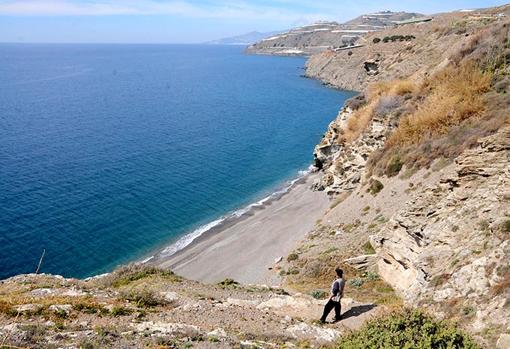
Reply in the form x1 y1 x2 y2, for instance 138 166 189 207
382 35 416 43
102 264 181 288
337 309 480 349
342 79 415 143
120 289 166 307
387 62 491 147
367 179 384 195
367 19 510 176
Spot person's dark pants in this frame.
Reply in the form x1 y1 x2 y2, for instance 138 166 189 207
320 299 341 322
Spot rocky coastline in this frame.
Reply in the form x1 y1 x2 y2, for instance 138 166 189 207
1 4 509 348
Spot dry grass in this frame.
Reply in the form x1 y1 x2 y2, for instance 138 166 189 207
367 59 507 177
284 252 400 305
388 63 492 146
492 273 510 296
342 79 415 143
0 294 109 318
368 79 416 100
344 103 377 143
99 264 181 288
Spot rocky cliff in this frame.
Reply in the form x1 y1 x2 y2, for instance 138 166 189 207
299 4 510 347
373 127 510 344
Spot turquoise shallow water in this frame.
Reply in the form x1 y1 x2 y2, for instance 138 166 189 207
0 44 355 279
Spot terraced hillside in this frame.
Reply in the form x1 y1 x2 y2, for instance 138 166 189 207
246 12 425 56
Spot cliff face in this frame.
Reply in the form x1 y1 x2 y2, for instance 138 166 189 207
312 105 393 195
302 4 510 347
373 127 510 341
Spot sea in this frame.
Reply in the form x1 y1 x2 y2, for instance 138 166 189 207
0 44 355 279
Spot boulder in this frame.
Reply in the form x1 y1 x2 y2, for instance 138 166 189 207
286 322 341 342
497 334 510 349
343 254 376 271
134 321 202 337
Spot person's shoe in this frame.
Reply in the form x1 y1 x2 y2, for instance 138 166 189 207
332 317 342 323
319 319 326 324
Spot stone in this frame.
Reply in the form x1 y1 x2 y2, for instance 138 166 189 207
372 127 510 334
30 288 56 297
343 254 376 270
240 341 267 349
208 327 228 339
226 298 259 307
497 334 510 349
49 304 73 315
15 304 40 313
286 322 341 342
159 291 179 302
134 321 202 337
61 288 88 297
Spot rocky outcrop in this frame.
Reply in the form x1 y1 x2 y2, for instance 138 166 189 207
312 106 393 195
372 127 510 338
0 270 380 348
343 255 377 271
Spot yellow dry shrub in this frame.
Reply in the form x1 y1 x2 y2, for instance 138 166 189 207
388 62 491 146
391 79 416 96
344 102 377 143
368 79 415 100
343 79 415 143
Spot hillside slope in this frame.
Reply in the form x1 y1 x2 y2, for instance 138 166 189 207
287 4 510 347
0 265 380 348
246 12 424 56
306 6 510 90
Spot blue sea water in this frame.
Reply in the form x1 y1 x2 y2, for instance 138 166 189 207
0 44 355 279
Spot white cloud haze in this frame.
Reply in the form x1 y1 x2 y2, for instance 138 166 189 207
0 0 331 22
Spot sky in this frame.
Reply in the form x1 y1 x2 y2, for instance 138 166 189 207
0 0 508 43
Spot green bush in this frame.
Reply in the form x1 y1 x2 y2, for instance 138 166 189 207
310 290 328 299
73 302 108 315
373 37 381 44
337 309 480 349
501 220 510 232
110 306 132 317
217 278 239 289
368 179 384 195
365 271 379 281
386 156 403 177
362 241 376 255
287 253 299 262
121 289 165 307
107 264 180 288
349 278 364 288
287 267 300 275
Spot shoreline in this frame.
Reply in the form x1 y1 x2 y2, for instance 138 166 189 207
143 169 313 264
151 172 329 285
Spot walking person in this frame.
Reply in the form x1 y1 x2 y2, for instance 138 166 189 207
320 267 345 323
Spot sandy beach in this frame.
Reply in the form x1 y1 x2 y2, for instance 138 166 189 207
154 174 329 285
